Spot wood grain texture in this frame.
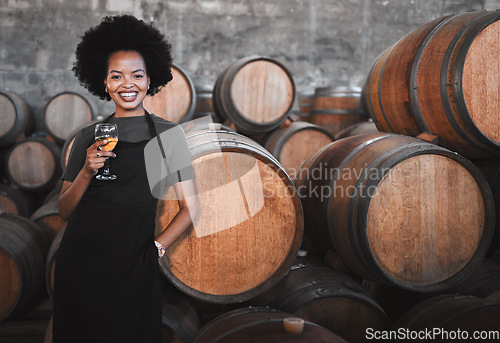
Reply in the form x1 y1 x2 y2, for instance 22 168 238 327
264 122 333 179
311 87 367 137
44 93 93 143
213 56 295 135
463 20 500 143
0 94 17 137
0 92 33 146
144 65 195 123
6 138 61 192
155 130 302 303
297 133 494 291
366 154 484 285
363 11 500 158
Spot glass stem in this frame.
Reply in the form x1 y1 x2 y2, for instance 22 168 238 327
103 157 110 175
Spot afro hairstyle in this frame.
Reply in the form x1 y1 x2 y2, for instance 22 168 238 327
72 15 173 101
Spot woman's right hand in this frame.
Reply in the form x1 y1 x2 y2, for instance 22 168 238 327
84 139 116 176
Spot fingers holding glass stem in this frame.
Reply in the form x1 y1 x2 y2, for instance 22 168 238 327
88 139 116 178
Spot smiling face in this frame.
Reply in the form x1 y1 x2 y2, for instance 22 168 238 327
104 50 150 117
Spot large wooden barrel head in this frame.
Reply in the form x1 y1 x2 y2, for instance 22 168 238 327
6 138 61 192
230 60 294 124
144 65 196 123
0 92 33 146
155 130 303 303
462 18 500 144
213 56 295 135
44 92 94 144
366 153 486 286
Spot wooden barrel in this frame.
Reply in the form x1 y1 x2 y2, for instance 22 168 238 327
334 120 379 140
162 283 201 343
471 156 500 257
310 86 366 137
193 307 347 343
0 184 33 217
363 11 500 158
395 295 500 341
0 213 50 321
295 132 495 292
253 255 391 343
60 121 95 171
31 200 67 242
212 56 295 135
194 85 215 119
297 93 314 122
453 258 500 303
155 129 303 303
144 64 196 123
45 228 64 301
0 91 34 147
5 138 62 192
43 92 95 144
264 121 334 179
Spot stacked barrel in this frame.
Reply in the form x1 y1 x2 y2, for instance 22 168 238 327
2 9 500 343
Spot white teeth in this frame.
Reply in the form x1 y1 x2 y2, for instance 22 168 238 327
121 92 137 97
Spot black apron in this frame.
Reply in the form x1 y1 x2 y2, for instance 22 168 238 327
53 114 162 343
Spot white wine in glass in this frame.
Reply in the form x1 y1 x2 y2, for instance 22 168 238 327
95 123 118 180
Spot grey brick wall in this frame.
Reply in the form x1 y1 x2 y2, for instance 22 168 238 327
0 0 498 131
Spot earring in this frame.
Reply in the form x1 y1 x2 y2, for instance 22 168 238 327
105 88 108 93
147 85 150 90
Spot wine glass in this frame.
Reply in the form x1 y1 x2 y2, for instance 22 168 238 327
94 123 118 180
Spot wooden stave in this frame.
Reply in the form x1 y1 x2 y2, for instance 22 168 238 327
5 138 62 193
213 56 295 135
0 91 34 147
156 129 303 304
334 120 379 140
192 307 347 343
296 133 495 292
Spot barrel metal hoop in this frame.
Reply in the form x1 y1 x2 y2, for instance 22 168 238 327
439 12 493 154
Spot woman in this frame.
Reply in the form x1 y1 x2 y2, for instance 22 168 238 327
54 15 197 342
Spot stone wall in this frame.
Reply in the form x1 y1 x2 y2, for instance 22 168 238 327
0 0 498 130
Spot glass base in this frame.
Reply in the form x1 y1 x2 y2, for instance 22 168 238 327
96 174 117 181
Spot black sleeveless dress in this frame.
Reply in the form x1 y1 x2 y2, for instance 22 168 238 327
53 115 163 342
